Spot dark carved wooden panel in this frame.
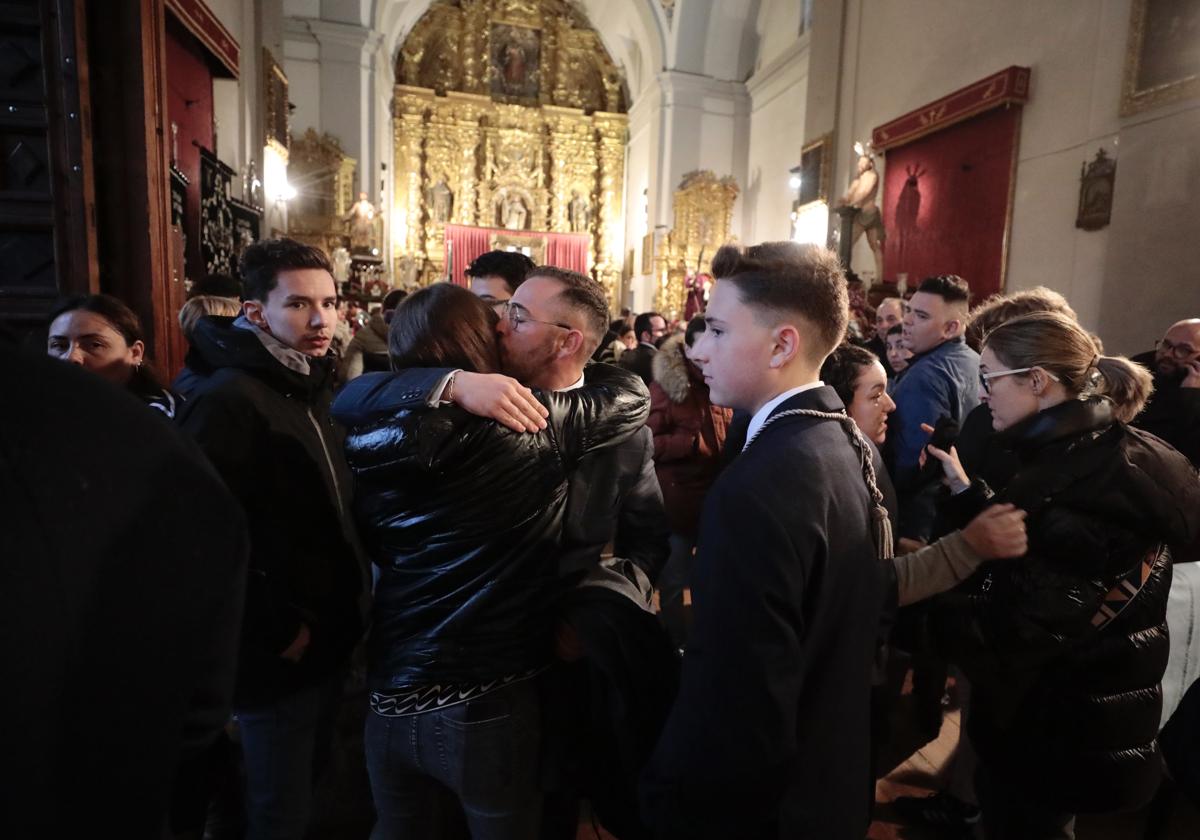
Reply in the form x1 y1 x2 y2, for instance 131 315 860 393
0 0 97 328
199 145 234 276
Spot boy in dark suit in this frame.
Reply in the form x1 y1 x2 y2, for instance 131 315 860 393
641 242 885 839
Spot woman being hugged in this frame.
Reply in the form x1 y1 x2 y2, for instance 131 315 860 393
928 311 1200 838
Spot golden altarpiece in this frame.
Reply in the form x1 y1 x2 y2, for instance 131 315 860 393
654 170 739 318
391 0 628 300
287 128 361 254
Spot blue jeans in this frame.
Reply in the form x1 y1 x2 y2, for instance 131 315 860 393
235 675 343 840
365 679 542 840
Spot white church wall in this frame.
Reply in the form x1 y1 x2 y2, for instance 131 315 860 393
744 36 809 245
283 25 322 137
831 0 1198 351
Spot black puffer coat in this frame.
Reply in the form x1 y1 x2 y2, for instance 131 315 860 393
333 363 649 690
936 397 1200 814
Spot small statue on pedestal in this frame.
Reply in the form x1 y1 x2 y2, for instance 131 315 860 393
345 192 378 252
568 190 590 233
331 243 353 286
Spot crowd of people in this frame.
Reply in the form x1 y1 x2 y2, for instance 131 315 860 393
6 234 1200 840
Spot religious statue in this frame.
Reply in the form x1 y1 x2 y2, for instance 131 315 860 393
835 141 886 286
344 191 378 251
567 190 590 233
428 180 453 224
502 193 528 230
331 244 353 285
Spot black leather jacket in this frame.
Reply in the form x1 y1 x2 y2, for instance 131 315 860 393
332 364 650 689
936 397 1200 813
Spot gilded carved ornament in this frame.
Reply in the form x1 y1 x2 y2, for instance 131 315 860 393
656 171 739 318
390 0 629 302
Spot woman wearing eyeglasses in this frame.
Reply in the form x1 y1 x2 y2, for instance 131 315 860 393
331 283 649 839
923 311 1200 839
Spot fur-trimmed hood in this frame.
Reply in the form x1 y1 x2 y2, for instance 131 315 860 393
652 334 695 404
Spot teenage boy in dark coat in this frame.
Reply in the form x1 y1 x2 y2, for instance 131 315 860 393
640 243 885 839
178 239 366 840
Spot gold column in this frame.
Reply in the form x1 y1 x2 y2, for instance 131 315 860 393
593 112 626 310
393 88 430 279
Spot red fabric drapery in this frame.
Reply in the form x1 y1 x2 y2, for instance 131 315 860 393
443 224 591 286
880 106 1019 301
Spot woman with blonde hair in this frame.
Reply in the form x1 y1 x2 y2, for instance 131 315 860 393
926 311 1200 838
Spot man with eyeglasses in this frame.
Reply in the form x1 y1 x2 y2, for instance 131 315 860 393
1132 318 1200 467
335 266 671 835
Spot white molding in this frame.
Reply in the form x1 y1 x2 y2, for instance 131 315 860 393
746 37 809 101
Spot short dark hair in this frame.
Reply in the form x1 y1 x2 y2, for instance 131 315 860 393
388 283 501 374
886 323 903 337
189 273 242 300
916 274 970 306
609 318 629 335
382 289 408 311
684 315 707 348
711 241 848 362
528 266 609 354
819 343 878 407
465 250 535 294
634 312 664 341
239 238 333 303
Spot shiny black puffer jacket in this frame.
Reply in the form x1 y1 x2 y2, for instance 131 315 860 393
333 364 649 690
936 397 1200 814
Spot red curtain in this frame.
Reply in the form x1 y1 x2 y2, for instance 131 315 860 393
444 224 591 285
881 105 1020 302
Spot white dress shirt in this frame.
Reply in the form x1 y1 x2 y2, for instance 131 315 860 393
742 381 826 451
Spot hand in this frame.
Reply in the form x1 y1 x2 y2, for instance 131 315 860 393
1182 360 1200 389
554 622 584 663
897 537 927 555
451 372 548 433
280 623 311 663
920 422 970 493
961 504 1028 560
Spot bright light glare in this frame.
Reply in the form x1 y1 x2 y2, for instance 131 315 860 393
792 201 829 246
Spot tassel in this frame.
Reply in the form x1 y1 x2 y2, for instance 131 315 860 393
872 505 894 561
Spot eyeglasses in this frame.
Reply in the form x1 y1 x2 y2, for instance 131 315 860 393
979 366 1061 394
500 301 572 332
1156 338 1198 361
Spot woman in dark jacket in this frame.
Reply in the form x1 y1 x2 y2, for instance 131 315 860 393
646 318 732 647
331 284 649 839
926 311 1200 838
47 294 180 417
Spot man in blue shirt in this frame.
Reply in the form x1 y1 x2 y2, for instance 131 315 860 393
892 275 980 541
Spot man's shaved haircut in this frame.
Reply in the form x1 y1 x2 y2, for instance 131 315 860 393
527 266 610 355
711 241 849 360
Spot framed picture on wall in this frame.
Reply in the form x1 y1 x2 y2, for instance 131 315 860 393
263 48 289 152
1120 0 1200 116
797 133 832 207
